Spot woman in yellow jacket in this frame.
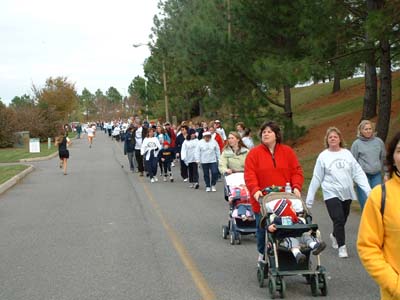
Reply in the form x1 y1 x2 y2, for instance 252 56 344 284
357 132 400 300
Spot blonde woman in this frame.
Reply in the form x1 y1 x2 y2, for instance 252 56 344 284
55 133 72 175
306 127 370 258
219 131 249 175
350 120 387 210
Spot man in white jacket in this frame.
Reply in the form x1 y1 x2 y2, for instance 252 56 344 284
195 131 220 192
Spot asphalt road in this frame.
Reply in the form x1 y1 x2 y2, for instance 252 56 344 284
0 130 380 300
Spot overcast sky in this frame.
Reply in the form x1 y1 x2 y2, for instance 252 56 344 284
0 0 159 105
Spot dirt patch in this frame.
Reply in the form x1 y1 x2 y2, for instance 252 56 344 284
294 79 400 160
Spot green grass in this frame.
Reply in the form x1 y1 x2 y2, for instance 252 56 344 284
0 143 57 163
0 165 29 184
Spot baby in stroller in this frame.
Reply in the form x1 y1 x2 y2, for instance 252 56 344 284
267 198 326 264
222 173 256 245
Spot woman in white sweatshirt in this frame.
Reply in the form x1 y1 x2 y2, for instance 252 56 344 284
141 128 161 183
195 131 220 192
181 128 200 189
306 127 370 258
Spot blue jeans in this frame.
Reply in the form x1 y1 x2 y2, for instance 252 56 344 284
356 172 382 210
201 162 218 187
255 213 266 255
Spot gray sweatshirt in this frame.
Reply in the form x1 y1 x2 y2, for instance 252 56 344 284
350 136 386 175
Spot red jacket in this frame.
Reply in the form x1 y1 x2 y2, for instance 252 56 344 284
213 132 224 153
244 143 304 213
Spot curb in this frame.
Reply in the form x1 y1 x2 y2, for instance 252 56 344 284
0 165 35 195
19 151 58 162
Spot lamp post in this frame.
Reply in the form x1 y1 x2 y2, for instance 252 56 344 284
132 43 169 122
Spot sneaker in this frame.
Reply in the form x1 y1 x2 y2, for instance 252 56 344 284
211 186 217 192
183 178 188 182
257 253 265 266
163 177 167 182
295 252 307 264
312 241 327 255
170 176 174 182
154 177 158 182
194 183 199 189
338 245 348 258
189 183 194 188
330 233 339 249
150 178 155 183
171 162 175 167
206 187 211 192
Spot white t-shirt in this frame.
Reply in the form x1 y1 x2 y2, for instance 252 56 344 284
306 149 371 207
86 127 95 137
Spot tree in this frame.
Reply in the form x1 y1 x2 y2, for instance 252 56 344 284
0 101 17 147
33 76 79 123
80 88 96 121
10 94 34 109
106 87 122 104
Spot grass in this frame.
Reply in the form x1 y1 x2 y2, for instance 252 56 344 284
0 143 58 163
0 165 29 184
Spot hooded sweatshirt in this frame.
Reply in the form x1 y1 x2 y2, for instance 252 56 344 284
351 135 386 175
357 172 400 300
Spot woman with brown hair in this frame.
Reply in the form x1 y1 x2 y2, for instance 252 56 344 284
219 131 249 175
306 127 370 258
55 132 71 175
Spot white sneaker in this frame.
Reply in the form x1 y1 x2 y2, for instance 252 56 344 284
189 183 194 188
183 178 188 182
150 178 155 183
211 186 217 192
206 187 211 192
154 177 158 182
257 253 265 266
330 233 339 249
338 245 348 258
163 177 167 182
171 162 175 167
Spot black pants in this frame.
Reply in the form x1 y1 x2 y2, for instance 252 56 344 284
188 162 199 183
180 158 188 180
325 197 352 247
161 161 172 175
135 149 144 173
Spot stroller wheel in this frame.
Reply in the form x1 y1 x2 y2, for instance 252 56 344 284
222 225 228 240
318 273 328 296
278 276 286 299
230 232 236 245
310 275 319 297
236 232 241 244
257 266 265 288
268 277 277 299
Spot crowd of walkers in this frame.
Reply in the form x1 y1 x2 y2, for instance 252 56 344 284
71 116 398 299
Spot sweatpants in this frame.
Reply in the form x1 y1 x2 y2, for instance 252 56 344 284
325 197 352 247
188 162 199 184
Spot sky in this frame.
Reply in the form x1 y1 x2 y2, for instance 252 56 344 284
0 0 159 105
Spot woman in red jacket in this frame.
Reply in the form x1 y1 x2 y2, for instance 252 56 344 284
244 121 304 265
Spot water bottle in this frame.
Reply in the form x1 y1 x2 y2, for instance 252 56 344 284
285 182 291 193
235 188 241 199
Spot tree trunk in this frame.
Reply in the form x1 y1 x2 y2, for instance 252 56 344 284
362 49 378 120
362 0 379 121
332 69 341 93
283 85 293 120
376 38 392 142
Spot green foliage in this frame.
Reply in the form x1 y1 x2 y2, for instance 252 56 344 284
0 165 29 184
106 86 122 104
10 94 34 109
0 101 17 148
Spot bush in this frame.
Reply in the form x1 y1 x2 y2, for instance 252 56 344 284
0 102 17 148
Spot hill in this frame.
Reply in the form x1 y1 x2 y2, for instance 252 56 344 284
289 71 400 188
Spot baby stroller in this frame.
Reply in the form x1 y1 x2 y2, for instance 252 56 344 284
257 190 328 298
221 173 256 245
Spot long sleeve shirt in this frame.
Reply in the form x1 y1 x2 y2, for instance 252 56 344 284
181 139 199 165
140 137 161 161
357 173 400 300
195 139 220 164
306 148 371 208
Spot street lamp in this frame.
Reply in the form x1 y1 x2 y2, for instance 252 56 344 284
132 43 169 122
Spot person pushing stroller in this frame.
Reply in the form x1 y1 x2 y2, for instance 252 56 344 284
267 198 326 264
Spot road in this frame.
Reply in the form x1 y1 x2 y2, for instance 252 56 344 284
0 130 380 300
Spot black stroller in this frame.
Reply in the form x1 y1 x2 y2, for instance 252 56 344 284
221 173 256 245
257 191 328 298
